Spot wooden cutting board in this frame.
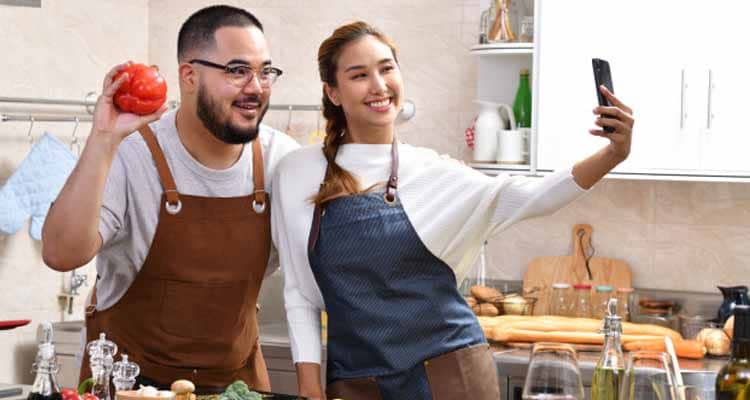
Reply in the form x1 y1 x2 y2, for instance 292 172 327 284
523 224 632 316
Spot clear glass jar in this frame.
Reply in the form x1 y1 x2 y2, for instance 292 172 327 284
548 283 572 316
616 287 634 321
572 284 592 318
594 285 614 319
519 16 534 43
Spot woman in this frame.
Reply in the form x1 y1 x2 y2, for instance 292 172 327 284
272 22 634 400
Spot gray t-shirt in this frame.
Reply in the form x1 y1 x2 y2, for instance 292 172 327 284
95 110 300 310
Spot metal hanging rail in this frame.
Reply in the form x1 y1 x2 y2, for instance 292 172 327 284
1 115 93 123
0 95 321 112
0 95 416 121
0 96 96 107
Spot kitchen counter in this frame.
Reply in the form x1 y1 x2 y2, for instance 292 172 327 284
493 346 726 400
493 347 726 384
0 384 30 400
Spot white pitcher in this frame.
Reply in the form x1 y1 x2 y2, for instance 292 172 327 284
473 101 515 162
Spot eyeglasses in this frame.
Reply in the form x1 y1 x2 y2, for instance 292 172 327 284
188 59 283 88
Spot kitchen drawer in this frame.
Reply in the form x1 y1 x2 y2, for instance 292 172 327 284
267 370 298 396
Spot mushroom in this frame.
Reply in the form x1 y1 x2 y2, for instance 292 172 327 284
170 380 195 400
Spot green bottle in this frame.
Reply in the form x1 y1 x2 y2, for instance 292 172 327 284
716 305 750 399
512 68 532 128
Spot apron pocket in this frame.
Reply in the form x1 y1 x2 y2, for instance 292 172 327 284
423 344 500 400
160 280 247 339
327 376 383 400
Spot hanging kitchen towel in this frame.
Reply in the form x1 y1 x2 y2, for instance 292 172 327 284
0 132 77 240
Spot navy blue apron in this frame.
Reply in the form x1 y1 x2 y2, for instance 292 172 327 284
307 139 500 400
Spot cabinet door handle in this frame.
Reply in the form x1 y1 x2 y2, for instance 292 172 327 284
680 69 688 130
707 69 715 130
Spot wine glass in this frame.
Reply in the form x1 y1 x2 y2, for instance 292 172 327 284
522 342 585 400
619 351 677 400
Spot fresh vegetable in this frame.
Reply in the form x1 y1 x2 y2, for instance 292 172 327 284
113 62 167 115
623 339 707 359
219 380 261 400
696 327 731 356
61 388 80 400
77 378 94 395
170 379 196 400
81 393 99 400
725 315 735 338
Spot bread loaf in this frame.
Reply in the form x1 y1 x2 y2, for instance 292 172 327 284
483 315 682 342
470 285 503 302
472 303 500 317
490 327 675 345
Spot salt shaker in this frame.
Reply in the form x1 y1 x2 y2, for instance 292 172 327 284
112 354 140 392
86 333 118 400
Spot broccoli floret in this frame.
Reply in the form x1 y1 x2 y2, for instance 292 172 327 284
219 381 261 400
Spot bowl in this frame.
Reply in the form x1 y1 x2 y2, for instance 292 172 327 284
492 295 537 315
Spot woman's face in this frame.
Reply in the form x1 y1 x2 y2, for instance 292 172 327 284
327 35 403 134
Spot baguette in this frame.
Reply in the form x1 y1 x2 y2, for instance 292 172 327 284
490 327 672 345
483 315 682 342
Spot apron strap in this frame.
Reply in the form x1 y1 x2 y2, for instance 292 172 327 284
308 137 399 253
385 137 399 202
138 126 180 207
251 138 267 210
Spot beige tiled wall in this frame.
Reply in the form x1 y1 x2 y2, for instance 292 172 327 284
0 0 149 384
0 0 748 385
484 179 750 293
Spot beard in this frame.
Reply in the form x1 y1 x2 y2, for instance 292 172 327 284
196 85 269 144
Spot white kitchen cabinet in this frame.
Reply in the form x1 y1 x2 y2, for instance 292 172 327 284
696 5 750 175
474 0 750 180
535 0 750 178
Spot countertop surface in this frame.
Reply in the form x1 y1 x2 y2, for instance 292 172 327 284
492 347 726 384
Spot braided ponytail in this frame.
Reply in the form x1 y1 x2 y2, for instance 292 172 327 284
312 21 398 206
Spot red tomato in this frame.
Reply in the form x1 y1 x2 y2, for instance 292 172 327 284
80 393 99 400
61 388 80 400
113 62 168 115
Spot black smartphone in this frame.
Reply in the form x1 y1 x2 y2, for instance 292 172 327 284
592 58 615 133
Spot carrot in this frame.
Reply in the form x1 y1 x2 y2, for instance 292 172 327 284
623 339 706 359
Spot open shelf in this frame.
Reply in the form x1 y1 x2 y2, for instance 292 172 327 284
471 43 534 55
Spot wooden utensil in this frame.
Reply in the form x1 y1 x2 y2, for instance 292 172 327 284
523 224 632 316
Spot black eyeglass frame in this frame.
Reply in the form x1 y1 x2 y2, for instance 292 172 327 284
188 59 283 87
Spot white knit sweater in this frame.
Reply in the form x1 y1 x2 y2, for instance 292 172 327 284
271 142 588 364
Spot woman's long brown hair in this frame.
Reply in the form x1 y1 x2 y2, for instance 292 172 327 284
312 21 399 206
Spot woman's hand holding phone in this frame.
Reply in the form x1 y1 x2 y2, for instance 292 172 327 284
590 85 634 162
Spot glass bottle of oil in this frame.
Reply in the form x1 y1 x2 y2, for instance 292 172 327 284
716 304 750 399
592 298 625 400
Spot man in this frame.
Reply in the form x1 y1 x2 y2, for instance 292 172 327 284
42 5 298 392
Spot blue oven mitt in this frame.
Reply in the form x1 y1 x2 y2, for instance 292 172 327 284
0 132 77 240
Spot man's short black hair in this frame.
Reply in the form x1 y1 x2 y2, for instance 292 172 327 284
177 5 264 62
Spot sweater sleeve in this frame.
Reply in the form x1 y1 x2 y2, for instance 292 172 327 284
271 155 325 365
399 151 588 281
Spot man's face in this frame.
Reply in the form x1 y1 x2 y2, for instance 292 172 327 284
194 26 272 144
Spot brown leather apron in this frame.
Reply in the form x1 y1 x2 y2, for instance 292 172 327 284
79 126 271 392
326 344 500 400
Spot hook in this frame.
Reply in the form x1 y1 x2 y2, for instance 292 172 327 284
27 116 35 144
285 105 293 133
71 117 81 155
